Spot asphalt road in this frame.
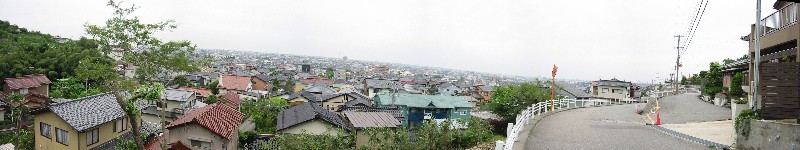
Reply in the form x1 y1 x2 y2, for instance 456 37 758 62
656 93 731 124
525 104 707 150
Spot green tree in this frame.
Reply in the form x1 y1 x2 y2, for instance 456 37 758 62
75 57 117 87
325 68 335 79
680 76 688 85
729 72 745 98
84 1 199 148
207 80 220 94
4 93 32 150
241 97 289 133
486 82 549 121
204 95 217 104
704 62 723 97
50 78 103 99
167 75 191 87
283 79 294 92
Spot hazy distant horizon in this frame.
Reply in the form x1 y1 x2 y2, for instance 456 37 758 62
0 0 776 82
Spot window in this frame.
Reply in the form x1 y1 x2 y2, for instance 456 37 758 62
190 139 212 149
612 89 622 94
19 88 28 94
87 128 99 145
601 88 609 93
115 117 128 133
459 110 468 115
56 128 68 145
40 122 51 138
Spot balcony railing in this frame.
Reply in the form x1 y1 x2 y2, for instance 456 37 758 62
760 2 798 36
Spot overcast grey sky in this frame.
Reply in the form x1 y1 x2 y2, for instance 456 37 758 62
0 0 777 82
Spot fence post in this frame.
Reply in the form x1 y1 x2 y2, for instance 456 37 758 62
507 123 514 136
495 141 505 150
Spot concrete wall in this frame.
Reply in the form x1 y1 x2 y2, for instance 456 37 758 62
278 119 343 136
168 123 237 150
288 97 309 107
736 120 800 150
321 95 355 112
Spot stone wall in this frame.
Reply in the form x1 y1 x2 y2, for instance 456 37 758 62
736 120 800 150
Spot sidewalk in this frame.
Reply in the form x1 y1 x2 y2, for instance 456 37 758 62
660 120 734 146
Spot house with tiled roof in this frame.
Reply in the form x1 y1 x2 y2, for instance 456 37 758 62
165 103 243 150
277 103 352 135
251 74 273 94
218 74 252 94
342 111 401 147
141 89 197 125
217 92 242 108
2 74 52 108
32 92 136 150
374 93 473 127
178 86 212 101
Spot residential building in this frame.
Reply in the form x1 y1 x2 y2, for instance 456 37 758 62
591 79 633 100
437 82 461 96
373 93 472 127
342 111 401 147
742 1 800 120
178 86 212 102
2 74 52 108
217 92 242 109
474 85 494 103
32 92 136 150
313 90 370 112
276 103 352 135
556 81 593 100
141 89 197 124
364 78 402 98
252 74 274 94
218 74 252 94
165 103 243 150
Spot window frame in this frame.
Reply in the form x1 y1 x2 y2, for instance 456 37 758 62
55 128 68 146
87 128 99 145
40 122 52 139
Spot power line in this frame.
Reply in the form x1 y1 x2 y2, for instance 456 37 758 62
682 0 709 55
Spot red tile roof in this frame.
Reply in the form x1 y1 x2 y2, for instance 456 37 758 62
166 103 243 139
3 92 48 107
219 75 251 91
218 92 241 108
178 86 212 98
4 74 51 90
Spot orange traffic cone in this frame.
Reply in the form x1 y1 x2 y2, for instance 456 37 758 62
655 112 661 125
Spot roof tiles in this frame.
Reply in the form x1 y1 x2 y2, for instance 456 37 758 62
4 74 51 90
166 103 243 139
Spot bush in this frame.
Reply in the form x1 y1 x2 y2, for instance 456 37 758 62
734 98 747 104
729 72 745 98
734 109 760 139
266 130 355 150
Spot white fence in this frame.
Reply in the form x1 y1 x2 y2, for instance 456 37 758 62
495 99 629 150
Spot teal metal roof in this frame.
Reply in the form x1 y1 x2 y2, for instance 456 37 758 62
374 93 473 108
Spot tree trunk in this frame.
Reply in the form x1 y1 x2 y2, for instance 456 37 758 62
111 83 145 148
161 98 167 150
15 109 19 150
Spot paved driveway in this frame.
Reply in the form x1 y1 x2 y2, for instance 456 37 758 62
525 104 706 150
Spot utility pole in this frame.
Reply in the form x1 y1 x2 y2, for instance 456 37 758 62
753 0 762 110
674 35 684 95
